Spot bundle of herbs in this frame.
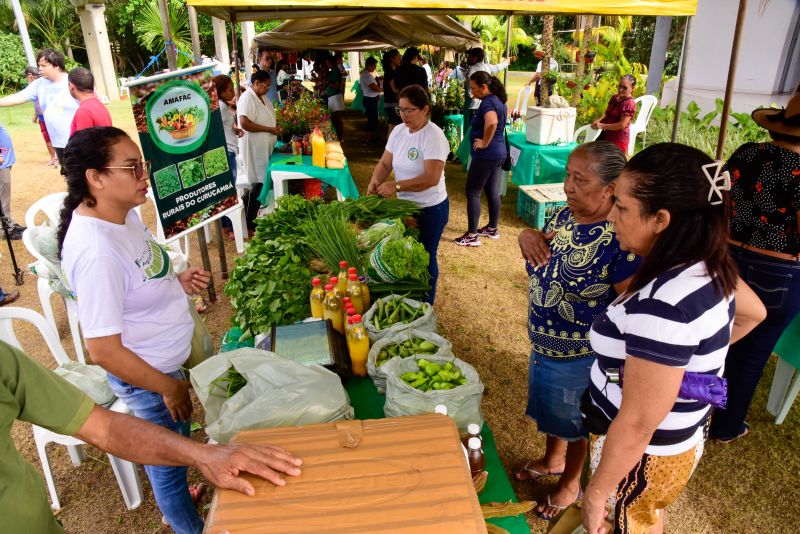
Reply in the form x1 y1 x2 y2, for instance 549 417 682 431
302 206 364 273
209 367 248 398
337 195 420 227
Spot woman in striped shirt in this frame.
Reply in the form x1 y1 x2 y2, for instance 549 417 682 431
582 143 765 534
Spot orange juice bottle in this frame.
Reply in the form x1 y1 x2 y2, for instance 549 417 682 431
347 274 364 314
347 315 370 377
337 261 349 292
323 283 344 333
310 278 325 319
344 306 356 335
359 275 371 310
311 127 326 167
341 297 351 325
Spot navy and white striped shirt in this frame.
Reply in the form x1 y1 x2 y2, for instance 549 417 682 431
588 262 734 456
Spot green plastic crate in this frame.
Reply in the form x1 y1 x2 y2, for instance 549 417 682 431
516 183 567 229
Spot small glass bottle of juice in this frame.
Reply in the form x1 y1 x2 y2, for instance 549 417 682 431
347 274 364 314
359 275 371 310
323 283 344 333
309 277 325 319
347 314 370 377
337 261 349 289
461 423 482 448
467 437 485 478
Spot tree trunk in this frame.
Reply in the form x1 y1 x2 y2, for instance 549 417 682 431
571 15 593 106
65 36 74 61
540 15 554 108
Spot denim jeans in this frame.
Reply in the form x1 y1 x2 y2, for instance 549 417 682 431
415 197 450 304
710 246 800 439
107 370 203 534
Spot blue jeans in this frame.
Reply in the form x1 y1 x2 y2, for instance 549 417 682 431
107 371 203 534
416 197 449 304
710 246 800 439
526 351 592 441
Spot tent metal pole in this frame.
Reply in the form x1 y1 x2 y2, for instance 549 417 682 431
504 12 512 86
10 0 35 66
671 16 692 142
716 0 747 160
230 13 241 92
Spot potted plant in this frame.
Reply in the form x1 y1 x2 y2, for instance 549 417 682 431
584 51 596 64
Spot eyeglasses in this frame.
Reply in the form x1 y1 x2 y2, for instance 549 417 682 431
103 161 151 179
395 107 420 117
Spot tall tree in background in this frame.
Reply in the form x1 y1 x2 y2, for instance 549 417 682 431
539 15 554 107
572 15 594 106
23 0 81 60
460 15 534 63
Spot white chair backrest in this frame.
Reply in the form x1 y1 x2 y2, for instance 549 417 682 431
632 95 658 131
25 192 67 229
0 307 76 365
573 124 602 143
21 228 58 272
514 85 532 114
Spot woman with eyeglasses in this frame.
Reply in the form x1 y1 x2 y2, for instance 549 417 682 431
591 75 637 155
59 127 212 533
367 85 450 303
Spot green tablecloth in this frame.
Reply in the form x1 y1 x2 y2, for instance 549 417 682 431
345 378 530 534
507 131 577 186
258 151 361 206
457 125 577 186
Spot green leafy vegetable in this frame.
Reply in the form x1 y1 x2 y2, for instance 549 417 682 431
153 164 182 198
377 237 430 282
358 218 405 249
302 208 363 273
178 156 206 188
203 147 229 177
209 367 248 398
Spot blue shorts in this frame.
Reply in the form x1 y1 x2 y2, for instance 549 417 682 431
525 351 593 441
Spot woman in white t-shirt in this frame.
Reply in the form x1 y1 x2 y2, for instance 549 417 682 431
367 85 450 303
58 127 213 533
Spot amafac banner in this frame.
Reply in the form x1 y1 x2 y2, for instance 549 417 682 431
127 65 237 239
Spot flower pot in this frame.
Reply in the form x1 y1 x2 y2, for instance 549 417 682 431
583 84 591 90
534 50 545 60
566 80 577 89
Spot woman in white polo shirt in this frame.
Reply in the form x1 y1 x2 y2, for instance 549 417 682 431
367 84 449 303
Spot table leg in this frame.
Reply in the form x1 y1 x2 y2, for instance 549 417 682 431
197 229 217 302
215 219 229 280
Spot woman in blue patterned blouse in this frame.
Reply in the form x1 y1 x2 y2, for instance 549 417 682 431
515 141 641 520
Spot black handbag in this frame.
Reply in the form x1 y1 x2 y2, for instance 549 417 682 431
501 127 512 171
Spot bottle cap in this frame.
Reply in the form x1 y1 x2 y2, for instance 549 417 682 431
348 267 357 274
359 276 366 282
353 314 362 322
346 308 356 315
330 276 338 284
434 404 448 415
339 261 348 268
325 284 333 291
468 437 482 450
349 274 358 281
312 278 321 285
467 423 481 436
347 316 354 324
343 297 351 304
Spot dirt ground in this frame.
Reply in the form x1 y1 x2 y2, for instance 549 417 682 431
2 98 798 533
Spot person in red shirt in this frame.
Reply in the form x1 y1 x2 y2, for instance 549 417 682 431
591 74 637 155
68 67 112 136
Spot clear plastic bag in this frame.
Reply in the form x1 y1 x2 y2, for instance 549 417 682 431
190 348 354 443
367 329 453 394
383 355 484 433
53 362 116 406
358 218 405 250
361 295 437 342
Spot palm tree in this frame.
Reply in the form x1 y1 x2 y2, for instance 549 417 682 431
571 15 594 106
132 0 193 68
460 15 534 64
539 15 554 107
22 0 81 59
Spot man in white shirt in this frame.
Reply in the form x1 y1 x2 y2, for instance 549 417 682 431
525 57 560 104
0 48 78 165
359 57 383 144
420 57 433 88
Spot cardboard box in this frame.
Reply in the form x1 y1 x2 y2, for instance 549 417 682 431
205 414 486 533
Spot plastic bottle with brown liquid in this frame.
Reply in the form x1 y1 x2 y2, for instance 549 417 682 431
461 423 482 448
467 437 485 478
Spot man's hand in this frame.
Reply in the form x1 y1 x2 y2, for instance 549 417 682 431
162 379 193 422
234 126 244 138
195 443 303 496
178 267 211 295
518 228 555 267
366 180 379 195
376 180 396 198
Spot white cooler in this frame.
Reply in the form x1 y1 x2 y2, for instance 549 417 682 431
525 106 577 145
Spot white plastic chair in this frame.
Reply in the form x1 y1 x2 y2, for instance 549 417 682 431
514 85 533 116
573 124 603 144
627 95 658 156
119 77 130 98
767 315 800 424
24 191 66 229
0 307 142 510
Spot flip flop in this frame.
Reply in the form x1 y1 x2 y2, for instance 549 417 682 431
514 461 564 481
535 488 583 521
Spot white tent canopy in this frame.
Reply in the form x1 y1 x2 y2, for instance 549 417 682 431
252 14 480 51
